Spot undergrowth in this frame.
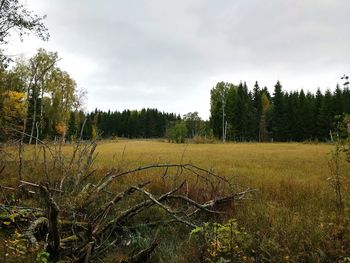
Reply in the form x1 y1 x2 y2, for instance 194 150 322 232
0 141 350 262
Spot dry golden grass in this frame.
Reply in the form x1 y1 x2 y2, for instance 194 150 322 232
92 140 350 262
2 140 349 262
93 140 335 185
11 139 335 186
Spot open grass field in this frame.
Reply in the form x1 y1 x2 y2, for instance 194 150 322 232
90 140 338 203
93 140 334 184
79 140 349 262
1 140 350 262
91 140 341 201
95 140 350 262
7 140 339 187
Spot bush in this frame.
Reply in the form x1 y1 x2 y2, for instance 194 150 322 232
189 219 254 262
167 121 188 143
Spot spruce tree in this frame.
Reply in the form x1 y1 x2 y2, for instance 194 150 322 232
252 81 262 139
67 111 78 140
271 81 287 141
318 89 334 140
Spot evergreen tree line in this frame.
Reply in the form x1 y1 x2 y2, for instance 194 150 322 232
68 109 181 140
210 81 350 142
0 49 181 142
3 49 348 143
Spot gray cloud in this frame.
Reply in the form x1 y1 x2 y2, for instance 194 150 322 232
12 0 350 119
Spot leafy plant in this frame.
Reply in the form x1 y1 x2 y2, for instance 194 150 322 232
36 251 50 263
167 121 188 143
190 219 254 262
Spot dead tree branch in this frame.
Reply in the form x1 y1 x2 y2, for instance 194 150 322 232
121 240 160 263
40 184 61 261
0 140 255 262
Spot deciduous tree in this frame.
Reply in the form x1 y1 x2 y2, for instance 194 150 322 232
0 0 49 63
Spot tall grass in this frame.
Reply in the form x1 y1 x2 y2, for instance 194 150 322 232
1 140 349 262
95 141 349 262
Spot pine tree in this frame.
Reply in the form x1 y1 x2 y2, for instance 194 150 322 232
67 111 78 140
318 89 334 140
252 81 262 140
271 81 287 141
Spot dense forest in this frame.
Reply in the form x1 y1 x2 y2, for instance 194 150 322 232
1 50 349 143
0 0 348 145
82 109 180 139
0 49 181 141
210 80 350 142
0 47 349 143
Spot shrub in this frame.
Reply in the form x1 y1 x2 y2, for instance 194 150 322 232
167 121 188 143
189 219 254 262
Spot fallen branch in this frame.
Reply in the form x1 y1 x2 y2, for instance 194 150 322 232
40 184 61 261
167 195 224 214
20 180 63 193
24 217 48 245
121 240 160 263
0 136 255 262
96 181 187 236
96 164 230 193
92 181 150 230
131 186 197 228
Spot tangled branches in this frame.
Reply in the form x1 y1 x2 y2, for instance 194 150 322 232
0 140 255 262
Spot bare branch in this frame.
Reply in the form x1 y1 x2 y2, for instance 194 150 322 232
122 240 160 263
131 185 197 228
97 163 230 192
39 184 60 260
96 181 187 236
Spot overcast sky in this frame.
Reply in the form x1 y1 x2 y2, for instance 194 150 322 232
6 0 350 119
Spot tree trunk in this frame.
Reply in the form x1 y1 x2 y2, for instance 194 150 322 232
28 94 37 145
